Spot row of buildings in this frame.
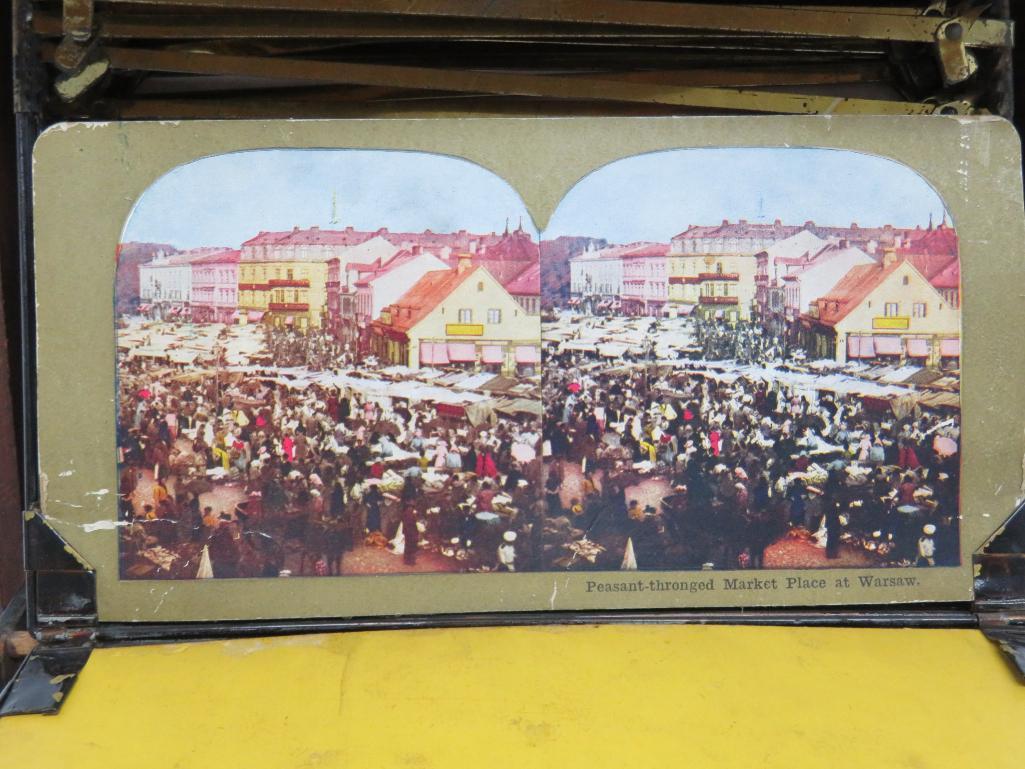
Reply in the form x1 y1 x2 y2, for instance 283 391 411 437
569 218 961 365
132 223 541 374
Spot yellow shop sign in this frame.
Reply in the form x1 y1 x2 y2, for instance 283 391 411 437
872 316 909 330
445 323 484 336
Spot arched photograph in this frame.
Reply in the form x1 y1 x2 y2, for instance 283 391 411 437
541 148 960 575
116 149 542 579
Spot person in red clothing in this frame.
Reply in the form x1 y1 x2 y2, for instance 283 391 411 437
899 473 918 506
476 480 495 512
898 439 920 470
476 445 499 479
709 428 721 457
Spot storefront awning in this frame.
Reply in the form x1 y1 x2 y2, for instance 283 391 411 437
847 336 875 358
420 341 449 366
447 342 476 362
481 345 504 364
515 345 540 364
247 311 265 322
873 336 902 355
940 338 960 357
905 338 930 358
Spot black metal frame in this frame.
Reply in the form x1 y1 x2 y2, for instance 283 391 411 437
4 0 1025 717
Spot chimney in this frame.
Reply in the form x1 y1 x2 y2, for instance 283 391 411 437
804 220 815 228
850 222 859 230
457 253 473 273
882 246 897 266
721 219 729 226
774 219 782 226
412 244 422 255
292 225 300 232
839 239 849 249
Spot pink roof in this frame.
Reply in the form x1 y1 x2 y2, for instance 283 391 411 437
930 257 960 290
241 230 292 247
504 261 541 295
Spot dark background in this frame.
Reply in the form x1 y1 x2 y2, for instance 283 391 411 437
1 3 1024 610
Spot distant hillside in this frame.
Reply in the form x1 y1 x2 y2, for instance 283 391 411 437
116 242 175 314
540 236 607 303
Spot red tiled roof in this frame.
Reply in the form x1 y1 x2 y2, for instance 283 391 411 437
810 259 907 326
241 230 292 247
374 265 479 334
929 257 960 290
899 224 959 261
276 226 377 247
504 261 541 295
189 248 240 265
478 229 539 262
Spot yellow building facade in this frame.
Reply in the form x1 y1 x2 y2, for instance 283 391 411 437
804 258 961 365
668 251 759 322
372 264 541 376
238 260 331 330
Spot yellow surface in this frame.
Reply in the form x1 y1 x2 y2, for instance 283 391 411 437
1 625 1022 768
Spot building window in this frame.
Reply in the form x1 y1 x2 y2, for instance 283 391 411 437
487 308 502 324
912 302 927 318
477 281 484 292
458 308 473 323
902 275 909 285
884 302 899 317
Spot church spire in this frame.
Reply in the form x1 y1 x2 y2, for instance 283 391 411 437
504 217 509 236
928 211 934 230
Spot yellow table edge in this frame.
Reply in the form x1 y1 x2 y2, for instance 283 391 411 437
2 624 1022 769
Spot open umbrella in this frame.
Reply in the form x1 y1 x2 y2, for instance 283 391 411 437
567 382 581 394
933 435 958 457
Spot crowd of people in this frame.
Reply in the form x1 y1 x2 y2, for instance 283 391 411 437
541 318 961 571
694 318 790 364
118 322 543 579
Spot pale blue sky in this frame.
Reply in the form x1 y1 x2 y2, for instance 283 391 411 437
545 147 950 242
121 149 537 249
122 147 950 249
